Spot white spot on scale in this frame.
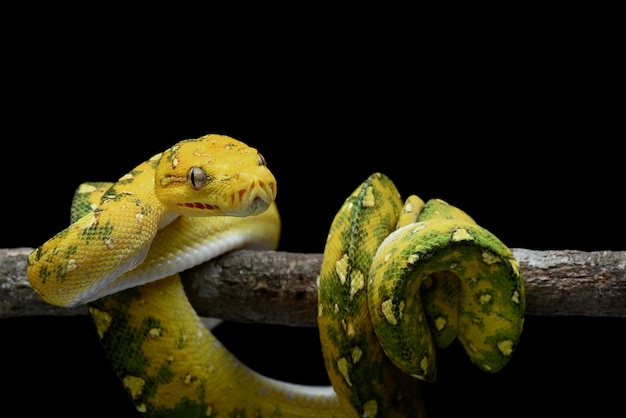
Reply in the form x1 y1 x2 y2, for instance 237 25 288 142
381 299 397 325
435 317 446 331
420 356 429 374
363 186 375 207
479 293 492 304
497 340 514 356
335 254 349 285
452 228 472 242
344 320 355 339
66 259 77 273
511 290 520 304
104 237 115 249
123 375 145 398
349 270 364 299
337 357 352 386
77 183 98 194
352 346 363 364
482 251 501 265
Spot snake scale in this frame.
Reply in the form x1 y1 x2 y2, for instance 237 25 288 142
27 134 525 417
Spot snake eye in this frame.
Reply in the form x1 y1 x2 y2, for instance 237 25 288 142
188 166 207 190
257 152 267 166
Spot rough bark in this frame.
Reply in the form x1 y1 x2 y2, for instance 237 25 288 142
2 247 625 325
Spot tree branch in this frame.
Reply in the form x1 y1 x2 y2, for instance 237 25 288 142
2 247 625 324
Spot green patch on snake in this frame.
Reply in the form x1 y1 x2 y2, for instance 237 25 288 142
89 297 149 372
89 294 208 413
80 219 114 243
101 185 134 202
63 244 79 258
117 169 144 186
149 155 162 170
460 330 523 373
175 328 188 349
36 264 50 284
154 363 175 385
165 144 180 163
421 272 460 348
141 317 168 341
147 396 212 418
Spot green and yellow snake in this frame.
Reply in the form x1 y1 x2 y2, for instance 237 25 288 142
27 134 525 417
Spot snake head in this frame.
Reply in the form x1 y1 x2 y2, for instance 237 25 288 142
155 134 277 217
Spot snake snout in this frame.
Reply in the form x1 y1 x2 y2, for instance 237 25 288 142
244 180 276 214
228 174 277 216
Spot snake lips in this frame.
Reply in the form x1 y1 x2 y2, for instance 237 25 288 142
174 177 276 217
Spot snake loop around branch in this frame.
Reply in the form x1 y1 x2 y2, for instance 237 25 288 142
317 172 525 417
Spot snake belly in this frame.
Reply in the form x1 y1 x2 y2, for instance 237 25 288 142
317 172 525 417
27 135 346 418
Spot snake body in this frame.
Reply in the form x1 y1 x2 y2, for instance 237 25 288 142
27 135 525 417
318 173 525 417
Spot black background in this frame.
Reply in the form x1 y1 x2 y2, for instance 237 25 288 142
2 11 624 418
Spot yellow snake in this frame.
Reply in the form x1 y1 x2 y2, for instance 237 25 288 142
27 135 525 417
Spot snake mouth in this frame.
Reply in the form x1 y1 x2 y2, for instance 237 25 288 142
177 202 220 211
181 179 275 216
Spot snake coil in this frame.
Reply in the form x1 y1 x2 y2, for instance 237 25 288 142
317 172 525 417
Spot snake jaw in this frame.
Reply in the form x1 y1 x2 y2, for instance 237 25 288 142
173 179 275 217
176 201 222 212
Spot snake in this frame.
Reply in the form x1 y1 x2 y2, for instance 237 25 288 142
27 134 525 417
